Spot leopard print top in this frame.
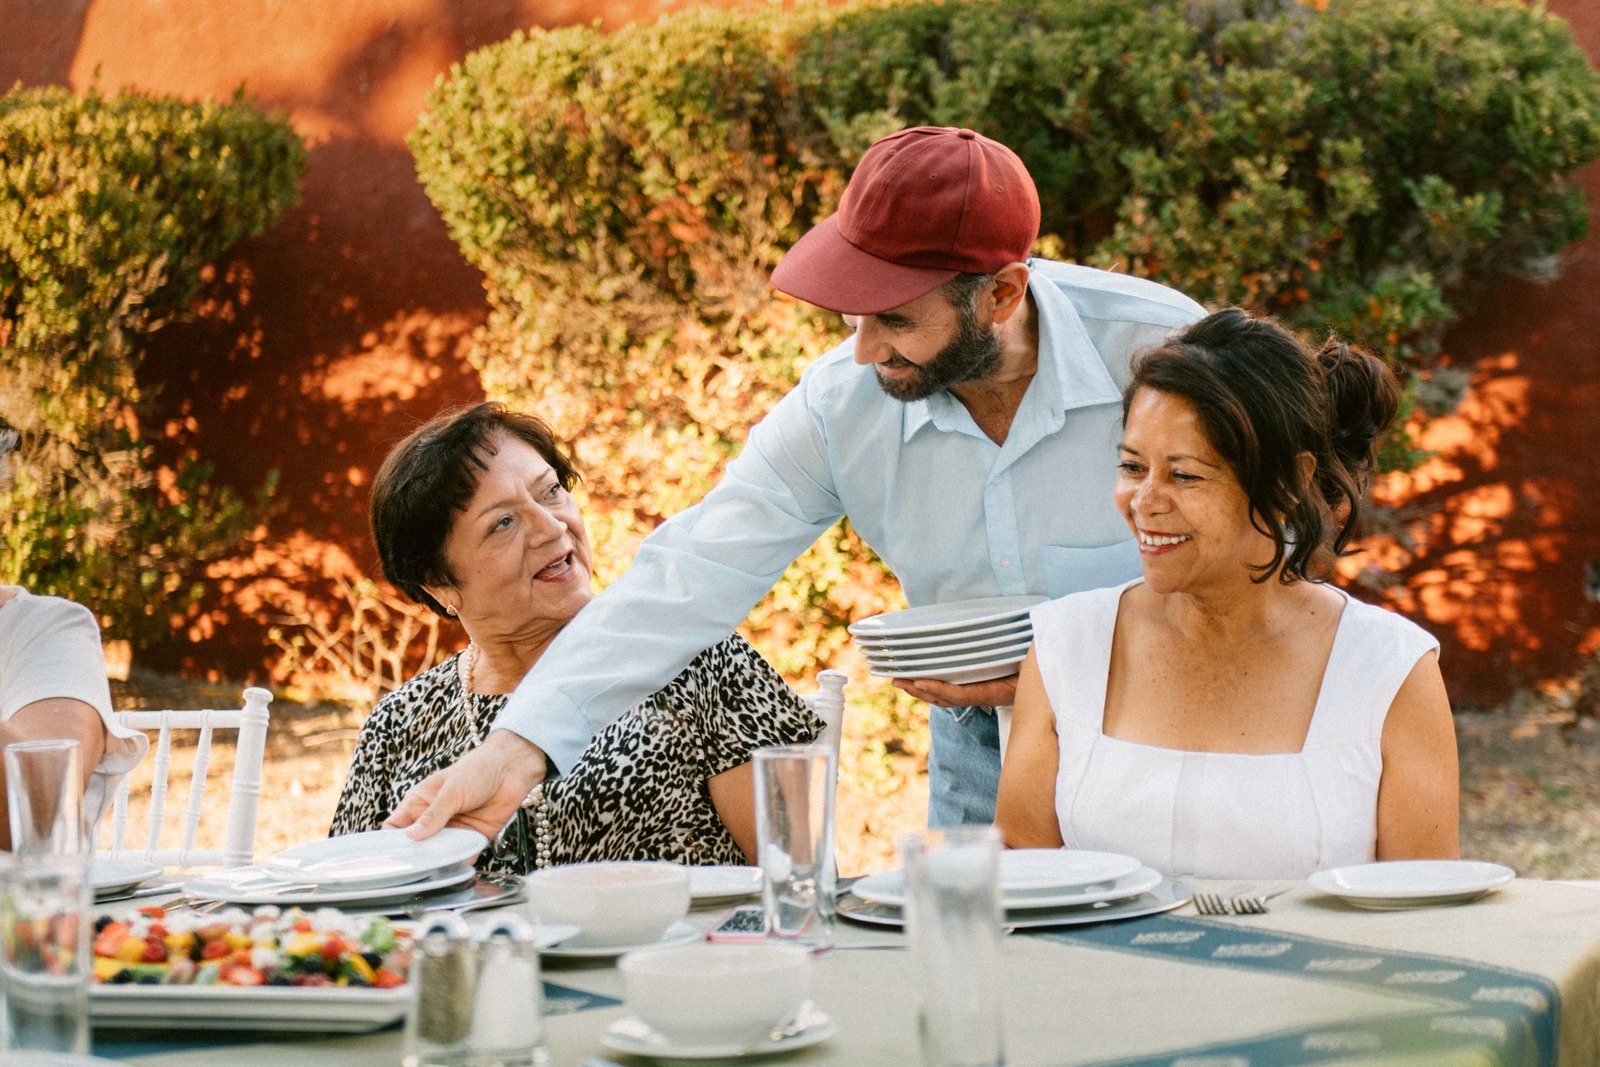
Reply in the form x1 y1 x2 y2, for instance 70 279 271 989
329 633 823 874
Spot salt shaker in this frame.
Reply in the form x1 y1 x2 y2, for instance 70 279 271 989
403 912 476 1067
468 914 548 1067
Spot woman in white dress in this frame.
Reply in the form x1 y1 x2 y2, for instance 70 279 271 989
995 309 1459 879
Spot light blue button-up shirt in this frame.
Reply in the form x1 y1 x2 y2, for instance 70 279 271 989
496 260 1205 772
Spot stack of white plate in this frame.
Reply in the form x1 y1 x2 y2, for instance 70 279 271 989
848 595 1047 684
182 827 490 908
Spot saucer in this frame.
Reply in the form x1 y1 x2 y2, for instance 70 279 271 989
1309 860 1516 910
538 920 700 959
600 1006 837 1059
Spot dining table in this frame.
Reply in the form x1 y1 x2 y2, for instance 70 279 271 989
87 875 1600 1066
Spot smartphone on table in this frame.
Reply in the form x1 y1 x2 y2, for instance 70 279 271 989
705 903 767 942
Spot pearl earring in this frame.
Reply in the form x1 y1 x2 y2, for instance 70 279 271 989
446 605 458 617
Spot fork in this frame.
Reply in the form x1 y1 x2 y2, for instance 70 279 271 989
1227 887 1291 914
1192 892 1230 915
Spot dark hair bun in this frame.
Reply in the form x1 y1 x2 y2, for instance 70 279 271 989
1317 338 1401 481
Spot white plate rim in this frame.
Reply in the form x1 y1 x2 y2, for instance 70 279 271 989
182 863 476 906
851 864 1163 910
868 655 1027 684
1308 860 1516 902
853 618 1033 650
839 877 1192 929
539 920 700 959
89 982 410 1033
847 596 1047 639
90 857 163 895
1000 849 1143 892
864 639 1034 669
599 1009 837 1059
263 827 488 890
686 865 762 903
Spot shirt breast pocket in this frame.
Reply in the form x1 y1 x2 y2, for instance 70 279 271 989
1039 541 1141 598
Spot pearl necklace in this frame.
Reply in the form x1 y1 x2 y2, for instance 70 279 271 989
462 642 479 694
460 642 552 869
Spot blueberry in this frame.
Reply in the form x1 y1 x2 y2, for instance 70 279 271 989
136 974 161 985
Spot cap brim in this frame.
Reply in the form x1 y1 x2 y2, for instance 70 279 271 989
771 215 958 316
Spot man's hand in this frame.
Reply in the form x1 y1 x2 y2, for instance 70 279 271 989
385 730 549 842
892 673 1018 709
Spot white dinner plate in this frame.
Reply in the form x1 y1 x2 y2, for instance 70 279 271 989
183 863 476 907
839 877 1192 929
90 983 409 1033
852 862 1161 910
539 920 700 959
261 827 488 890
7 1055 134 1066
867 649 1029 684
868 660 1024 685
853 617 1032 651
860 631 1033 664
848 596 1048 640
864 638 1033 670
686 865 762 904
91 857 163 898
1308 860 1516 910
600 1005 837 1060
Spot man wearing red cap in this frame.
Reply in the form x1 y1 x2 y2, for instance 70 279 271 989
391 127 1205 838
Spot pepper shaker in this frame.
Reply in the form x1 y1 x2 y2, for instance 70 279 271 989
403 912 476 1067
468 913 548 1066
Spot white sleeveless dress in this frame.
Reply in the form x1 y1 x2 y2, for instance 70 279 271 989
1031 580 1440 879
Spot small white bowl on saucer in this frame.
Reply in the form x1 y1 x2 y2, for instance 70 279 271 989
524 860 689 948
618 941 812 1046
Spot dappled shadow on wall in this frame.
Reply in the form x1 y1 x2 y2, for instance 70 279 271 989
134 137 487 680
1352 166 1600 705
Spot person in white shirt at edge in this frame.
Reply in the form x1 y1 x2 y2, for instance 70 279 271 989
386 125 1206 843
0 435 148 850
995 309 1460 878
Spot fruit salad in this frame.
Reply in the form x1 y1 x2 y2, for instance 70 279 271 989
92 904 411 988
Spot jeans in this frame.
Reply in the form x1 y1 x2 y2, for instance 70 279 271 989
927 705 1002 827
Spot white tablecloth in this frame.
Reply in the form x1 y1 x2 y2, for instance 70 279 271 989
90 878 1600 1065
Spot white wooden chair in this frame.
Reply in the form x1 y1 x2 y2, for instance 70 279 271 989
801 669 848 760
102 686 272 868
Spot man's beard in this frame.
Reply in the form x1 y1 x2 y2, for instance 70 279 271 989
872 304 1002 402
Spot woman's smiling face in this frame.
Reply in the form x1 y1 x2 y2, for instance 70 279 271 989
430 431 594 637
1114 387 1278 595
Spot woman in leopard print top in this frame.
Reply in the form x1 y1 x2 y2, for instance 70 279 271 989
330 403 822 873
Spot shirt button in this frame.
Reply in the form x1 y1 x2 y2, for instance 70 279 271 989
1001 557 1014 567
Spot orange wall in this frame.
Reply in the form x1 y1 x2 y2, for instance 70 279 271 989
6 0 1600 703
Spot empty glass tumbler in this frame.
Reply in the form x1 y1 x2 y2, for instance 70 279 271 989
753 743 837 948
902 825 1006 1067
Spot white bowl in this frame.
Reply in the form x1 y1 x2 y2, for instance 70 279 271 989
524 861 690 948
619 942 812 1045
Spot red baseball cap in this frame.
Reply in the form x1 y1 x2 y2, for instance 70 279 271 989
771 126 1040 316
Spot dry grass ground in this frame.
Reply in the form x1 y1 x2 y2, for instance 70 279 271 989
110 672 1595 879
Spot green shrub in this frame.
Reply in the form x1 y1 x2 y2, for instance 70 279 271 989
409 0 1600 677
0 85 305 645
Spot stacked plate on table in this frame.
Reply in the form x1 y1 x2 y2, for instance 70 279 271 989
848 595 1048 684
839 849 1191 929
181 827 504 912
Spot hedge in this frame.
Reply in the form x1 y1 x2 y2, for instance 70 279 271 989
0 85 305 645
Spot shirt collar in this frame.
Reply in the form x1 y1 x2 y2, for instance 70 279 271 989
901 263 1123 442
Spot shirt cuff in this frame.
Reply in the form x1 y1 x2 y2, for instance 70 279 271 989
493 691 588 779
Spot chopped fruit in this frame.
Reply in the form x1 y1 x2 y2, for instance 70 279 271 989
92 907 412 989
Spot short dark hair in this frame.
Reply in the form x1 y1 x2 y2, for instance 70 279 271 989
1124 308 1401 583
939 271 997 316
369 402 580 616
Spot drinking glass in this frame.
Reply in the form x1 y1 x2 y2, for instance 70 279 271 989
753 743 836 948
2 739 91 1056
901 825 1006 1067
